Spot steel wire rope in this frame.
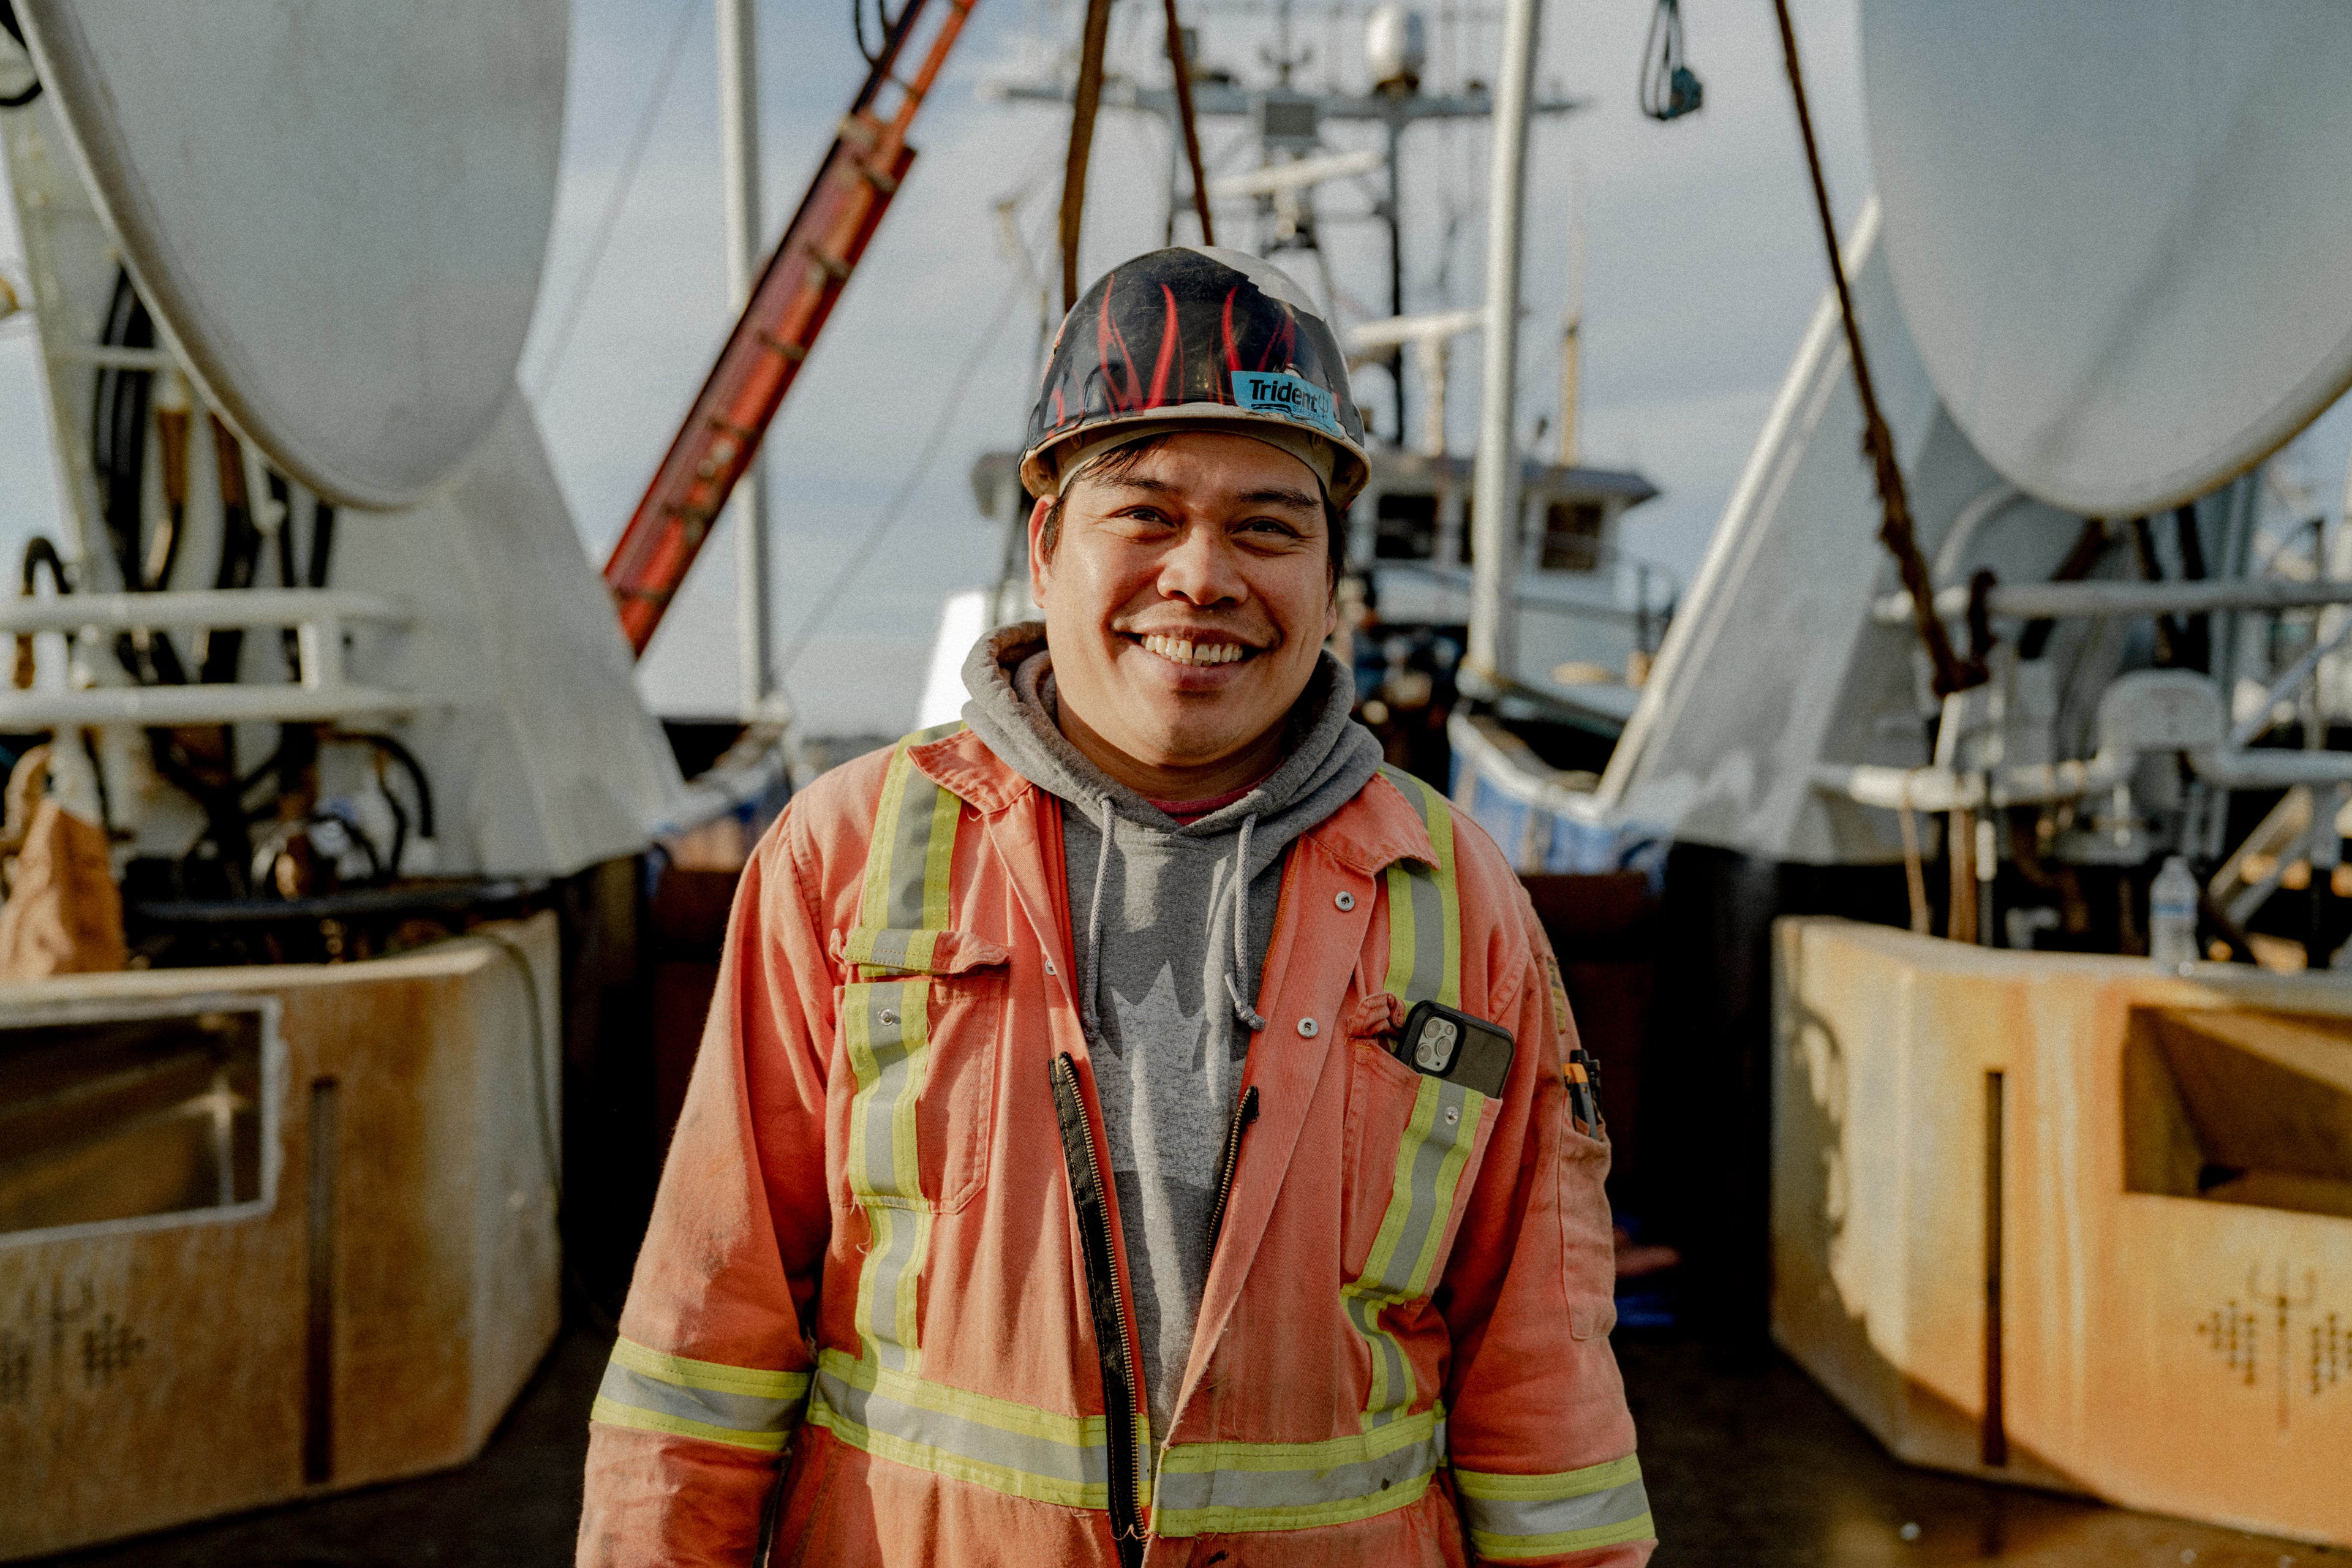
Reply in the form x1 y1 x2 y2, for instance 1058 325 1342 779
527 0 701 404
773 271 1028 688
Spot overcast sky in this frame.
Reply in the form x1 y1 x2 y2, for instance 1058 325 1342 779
0 0 1881 735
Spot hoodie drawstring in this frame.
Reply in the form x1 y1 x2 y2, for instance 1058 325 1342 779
1223 813 1267 1035
1080 793 1115 1044
1075 797 1267 1044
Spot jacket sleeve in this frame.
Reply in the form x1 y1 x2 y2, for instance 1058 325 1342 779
576 810 839 1567
1434 891 1654 1567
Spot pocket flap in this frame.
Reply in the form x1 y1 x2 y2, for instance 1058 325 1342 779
834 925 1011 976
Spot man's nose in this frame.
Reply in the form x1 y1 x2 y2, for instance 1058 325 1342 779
1156 524 1246 606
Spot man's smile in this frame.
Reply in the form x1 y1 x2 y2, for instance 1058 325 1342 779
1128 630 1263 668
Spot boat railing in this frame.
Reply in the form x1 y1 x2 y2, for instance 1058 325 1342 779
0 587 417 727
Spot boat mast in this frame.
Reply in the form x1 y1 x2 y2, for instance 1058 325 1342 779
1468 0 1542 688
718 0 776 718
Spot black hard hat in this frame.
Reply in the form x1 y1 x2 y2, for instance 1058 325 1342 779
1020 246 1370 506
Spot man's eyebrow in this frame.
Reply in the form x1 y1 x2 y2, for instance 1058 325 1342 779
1092 474 1321 512
1235 486 1321 511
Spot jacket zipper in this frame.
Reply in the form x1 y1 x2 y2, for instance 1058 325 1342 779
1050 1054 1146 1567
1204 1085 1260 1254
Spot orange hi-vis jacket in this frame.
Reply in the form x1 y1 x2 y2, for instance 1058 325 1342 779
578 725 1653 1567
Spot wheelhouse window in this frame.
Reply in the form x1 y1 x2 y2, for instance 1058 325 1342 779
1373 491 1439 560
1542 500 1605 572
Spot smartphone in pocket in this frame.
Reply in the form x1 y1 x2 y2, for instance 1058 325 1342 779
1387 1000 1515 1098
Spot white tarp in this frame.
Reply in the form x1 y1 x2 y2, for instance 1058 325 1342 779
19 1 567 510
1863 0 2352 518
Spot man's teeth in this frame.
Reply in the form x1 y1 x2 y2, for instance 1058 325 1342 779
1142 634 1248 666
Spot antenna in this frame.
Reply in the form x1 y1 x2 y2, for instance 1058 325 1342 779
1559 160 1584 467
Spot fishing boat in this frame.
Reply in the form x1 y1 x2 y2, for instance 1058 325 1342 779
6 0 2348 1558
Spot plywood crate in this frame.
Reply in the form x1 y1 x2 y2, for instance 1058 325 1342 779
0 916 560 1559
1771 918 2352 1547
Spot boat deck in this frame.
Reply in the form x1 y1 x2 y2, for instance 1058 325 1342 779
34 1324 2329 1566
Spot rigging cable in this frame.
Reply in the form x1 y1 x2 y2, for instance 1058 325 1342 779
1770 0 1979 698
775 271 1026 686
1161 0 1216 245
1060 0 1117 311
527 0 701 404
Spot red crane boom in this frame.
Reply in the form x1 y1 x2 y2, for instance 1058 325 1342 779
603 0 977 656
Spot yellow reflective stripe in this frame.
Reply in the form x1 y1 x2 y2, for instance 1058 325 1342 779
589 1339 811 1453
1156 1403 1439 1474
606 1336 810 1399
839 924 944 972
1150 1408 1446 1537
1468 1513 1657 1559
921 768 959 932
590 1395 792 1453
1153 1472 1438 1538
807 1351 1112 1509
843 726 968 1377
1453 1453 1642 1501
1344 1071 1486 1427
1377 766 1460 1008
859 744 917 941
1457 1455 1654 1558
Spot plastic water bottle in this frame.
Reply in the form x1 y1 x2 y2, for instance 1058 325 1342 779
2149 855 2199 975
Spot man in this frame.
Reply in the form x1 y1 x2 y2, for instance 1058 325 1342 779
578 247 1651 1566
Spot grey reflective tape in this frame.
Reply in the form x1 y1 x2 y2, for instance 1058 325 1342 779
813 1363 1105 1495
1384 764 1435 829
595 1361 805 1439
884 771 945 927
866 925 917 968
856 980 918 1195
865 1205 924 1370
1403 868 1447 1003
1152 1417 1446 1535
1461 1472 1654 1553
1344 1292 1413 1425
1365 1077 1475 1298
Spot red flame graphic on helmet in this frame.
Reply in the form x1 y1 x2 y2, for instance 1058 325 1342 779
1145 285 1181 406
1096 274 1142 410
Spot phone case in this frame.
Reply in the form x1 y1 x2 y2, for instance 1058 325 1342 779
1389 1000 1515 1098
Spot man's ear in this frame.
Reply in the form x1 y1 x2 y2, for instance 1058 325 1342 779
1026 493 1057 606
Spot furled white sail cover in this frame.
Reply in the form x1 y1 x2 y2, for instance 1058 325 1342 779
17 1 566 510
1861 0 2352 516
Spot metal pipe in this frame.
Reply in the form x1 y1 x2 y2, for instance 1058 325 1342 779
0 684 414 728
2227 612 2352 749
1467 0 1540 687
0 587 409 631
719 0 774 720
1872 576 2352 625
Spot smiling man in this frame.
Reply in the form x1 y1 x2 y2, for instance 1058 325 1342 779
578 249 1651 1567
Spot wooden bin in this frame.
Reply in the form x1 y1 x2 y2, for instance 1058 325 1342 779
0 916 560 1559
1771 919 2352 1547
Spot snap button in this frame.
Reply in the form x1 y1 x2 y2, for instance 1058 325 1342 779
1443 1106 1460 1126
1335 890 1355 911
1044 960 1057 976
878 1008 898 1025
1297 1017 1319 1038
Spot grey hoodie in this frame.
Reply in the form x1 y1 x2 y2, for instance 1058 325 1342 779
960 623 1383 1439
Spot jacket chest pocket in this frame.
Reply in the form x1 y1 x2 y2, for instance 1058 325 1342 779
832 925 1009 1216
1340 1027 1495 1299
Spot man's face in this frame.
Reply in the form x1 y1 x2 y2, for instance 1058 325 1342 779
1031 431 1337 782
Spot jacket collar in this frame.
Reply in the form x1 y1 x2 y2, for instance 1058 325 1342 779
911 726 1439 872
